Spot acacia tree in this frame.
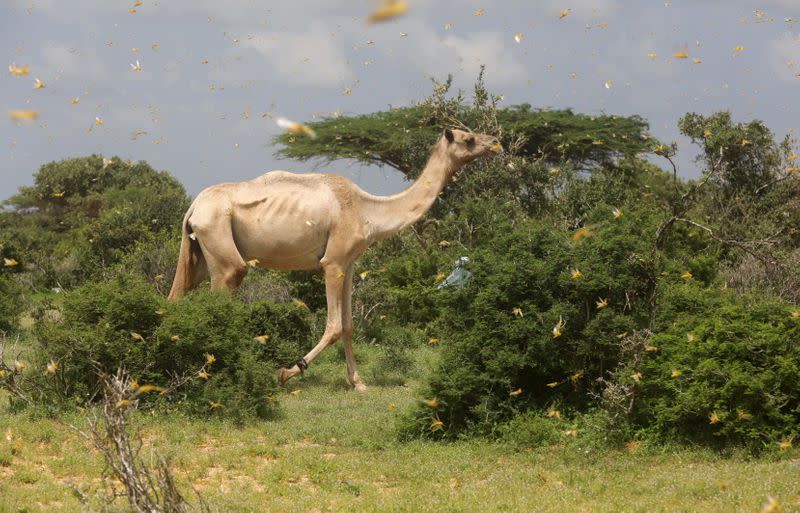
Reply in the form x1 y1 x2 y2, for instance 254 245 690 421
274 69 657 218
275 70 655 178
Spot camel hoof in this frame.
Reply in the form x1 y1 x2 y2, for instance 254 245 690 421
277 368 292 386
353 383 368 392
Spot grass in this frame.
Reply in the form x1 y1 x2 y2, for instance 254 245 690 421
1 346 799 512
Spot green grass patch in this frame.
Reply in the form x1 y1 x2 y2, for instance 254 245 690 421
0 346 798 513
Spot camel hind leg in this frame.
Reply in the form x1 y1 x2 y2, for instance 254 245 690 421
188 246 209 289
192 216 248 293
341 265 366 391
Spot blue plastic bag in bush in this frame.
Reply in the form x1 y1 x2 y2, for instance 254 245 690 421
437 256 472 289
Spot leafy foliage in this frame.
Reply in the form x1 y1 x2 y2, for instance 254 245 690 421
675 112 800 300
274 74 655 179
274 106 437 178
679 112 789 195
0 155 190 288
498 104 653 168
0 275 22 333
398 199 663 439
631 287 800 449
385 76 800 448
18 274 313 420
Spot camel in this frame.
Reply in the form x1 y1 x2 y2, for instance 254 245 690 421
168 128 501 390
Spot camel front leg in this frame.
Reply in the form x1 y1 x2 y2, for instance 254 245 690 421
341 265 366 391
278 265 344 385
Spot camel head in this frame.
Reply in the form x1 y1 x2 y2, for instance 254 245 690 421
442 128 502 165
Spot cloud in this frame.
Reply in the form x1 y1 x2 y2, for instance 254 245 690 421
41 43 80 74
10 0 362 25
759 0 800 8
541 0 623 20
442 32 527 87
3 0 799 201
40 42 108 82
768 32 800 82
242 23 354 87
403 28 527 89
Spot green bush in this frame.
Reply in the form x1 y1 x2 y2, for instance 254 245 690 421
400 203 661 439
246 300 314 368
352 230 447 331
378 253 441 326
367 324 419 386
154 292 310 421
32 273 165 402
0 275 22 333
398 186 800 450
399 219 800 451
235 270 294 304
499 409 629 451
630 287 800 449
19 274 313 420
113 232 182 294
286 271 326 311
0 155 190 289
498 411 562 448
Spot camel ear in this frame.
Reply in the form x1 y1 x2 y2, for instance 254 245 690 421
444 128 454 143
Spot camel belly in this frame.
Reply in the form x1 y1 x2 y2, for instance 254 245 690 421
230 215 329 271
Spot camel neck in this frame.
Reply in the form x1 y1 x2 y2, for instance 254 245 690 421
363 140 457 241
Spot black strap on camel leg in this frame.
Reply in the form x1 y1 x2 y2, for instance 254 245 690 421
295 357 308 373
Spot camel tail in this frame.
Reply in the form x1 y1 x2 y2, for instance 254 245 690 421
168 204 203 300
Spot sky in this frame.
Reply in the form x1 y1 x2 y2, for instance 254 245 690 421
2 0 800 201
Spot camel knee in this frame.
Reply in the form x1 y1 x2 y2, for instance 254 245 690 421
211 265 247 292
324 324 343 345
342 327 354 341
223 264 248 287
327 330 342 346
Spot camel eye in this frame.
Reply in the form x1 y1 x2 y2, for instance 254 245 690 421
465 136 475 147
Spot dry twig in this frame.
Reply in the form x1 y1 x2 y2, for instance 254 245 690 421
70 368 212 513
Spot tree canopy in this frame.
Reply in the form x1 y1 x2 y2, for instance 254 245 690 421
274 73 656 179
678 111 792 195
0 155 190 286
